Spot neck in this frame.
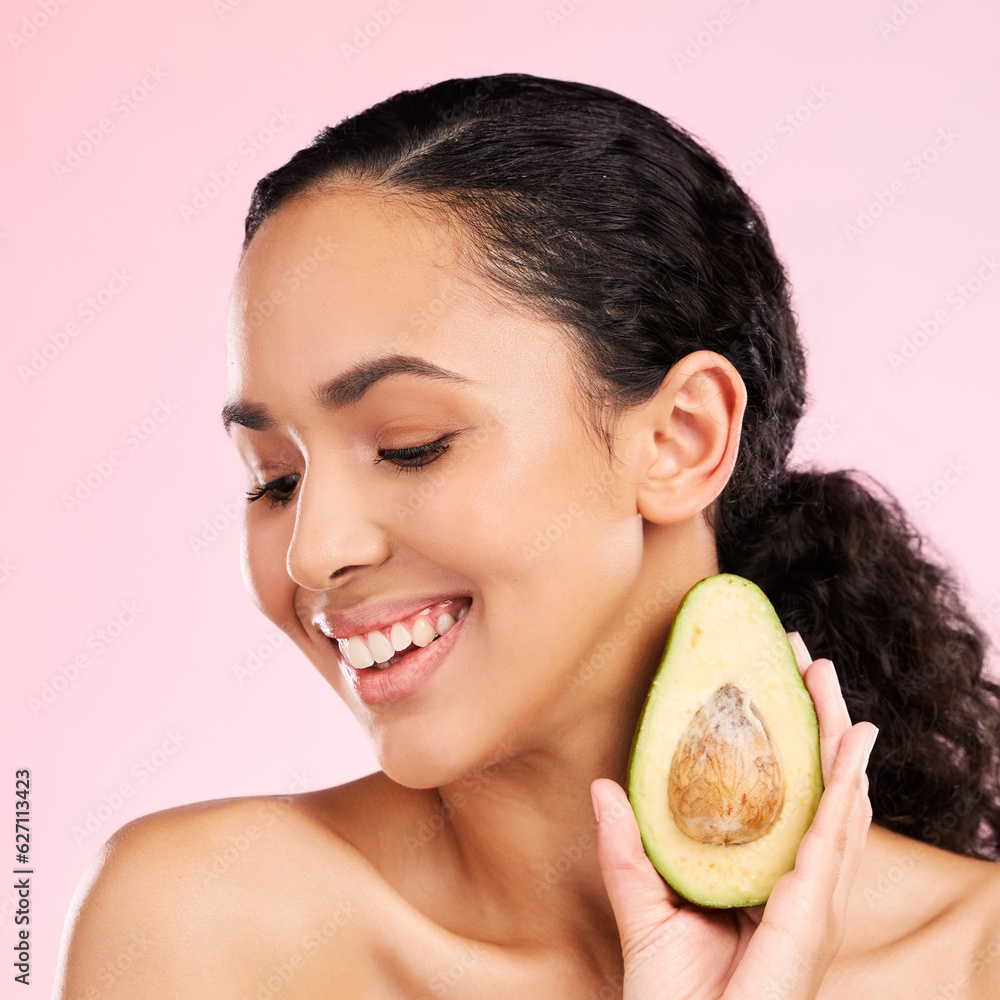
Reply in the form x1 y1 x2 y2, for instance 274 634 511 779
430 518 718 946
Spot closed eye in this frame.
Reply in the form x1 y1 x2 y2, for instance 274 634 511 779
374 435 453 474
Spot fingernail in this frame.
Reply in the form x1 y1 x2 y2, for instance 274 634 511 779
861 725 879 771
591 787 602 824
789 631 812 663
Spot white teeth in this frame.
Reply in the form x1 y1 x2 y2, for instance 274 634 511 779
390 621 412 651
367 630 395 663
346 635 374 669
410 616 436 647
339 601 471 668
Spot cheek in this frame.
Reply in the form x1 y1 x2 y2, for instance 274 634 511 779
240 514 296 625
436 437 641 673
469 427 629 591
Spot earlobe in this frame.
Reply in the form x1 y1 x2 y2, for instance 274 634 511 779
630 350 747 526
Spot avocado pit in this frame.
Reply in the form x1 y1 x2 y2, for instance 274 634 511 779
668 682 784 846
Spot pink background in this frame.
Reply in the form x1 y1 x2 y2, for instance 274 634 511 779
2 0 999 992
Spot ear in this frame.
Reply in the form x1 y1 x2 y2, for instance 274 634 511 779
617 350 747 526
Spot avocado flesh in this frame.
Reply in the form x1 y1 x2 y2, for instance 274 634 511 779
627 573 823 908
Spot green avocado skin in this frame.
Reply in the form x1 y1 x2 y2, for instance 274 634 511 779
625 572 824 909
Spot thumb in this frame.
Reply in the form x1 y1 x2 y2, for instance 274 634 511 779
591 778 683 949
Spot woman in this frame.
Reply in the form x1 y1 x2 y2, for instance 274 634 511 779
55 73 1000 998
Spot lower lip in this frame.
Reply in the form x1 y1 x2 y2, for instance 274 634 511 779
339 607 469 706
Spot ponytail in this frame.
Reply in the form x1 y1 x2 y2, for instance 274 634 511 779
713 467 1000 859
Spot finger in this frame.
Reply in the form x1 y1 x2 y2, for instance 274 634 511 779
803 659 854 784
775 722 878 922
787 631 812 676
830 727 877 918
726 724 877 998
590 779 683 949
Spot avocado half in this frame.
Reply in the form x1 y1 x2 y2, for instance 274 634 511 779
626 573 823 908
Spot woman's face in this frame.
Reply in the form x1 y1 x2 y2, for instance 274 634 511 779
225 186 651 786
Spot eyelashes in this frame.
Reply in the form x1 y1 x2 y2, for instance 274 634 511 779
245 435 454 509
244 474 301 508
373 435 451 474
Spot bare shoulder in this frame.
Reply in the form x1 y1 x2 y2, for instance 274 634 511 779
54 785 401 998
958 855 1000 997
836 827 1000 999
894 841 1000 999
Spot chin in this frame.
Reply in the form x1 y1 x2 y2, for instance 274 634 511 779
371 724 506 792
374 742 469 791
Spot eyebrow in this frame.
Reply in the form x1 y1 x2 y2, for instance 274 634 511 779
221 354 476 433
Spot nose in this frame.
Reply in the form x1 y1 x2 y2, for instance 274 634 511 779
285 465 390 590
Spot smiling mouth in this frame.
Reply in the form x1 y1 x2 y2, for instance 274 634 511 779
334 599 471 670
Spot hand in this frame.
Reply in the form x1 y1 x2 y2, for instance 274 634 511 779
591 632 878 1000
